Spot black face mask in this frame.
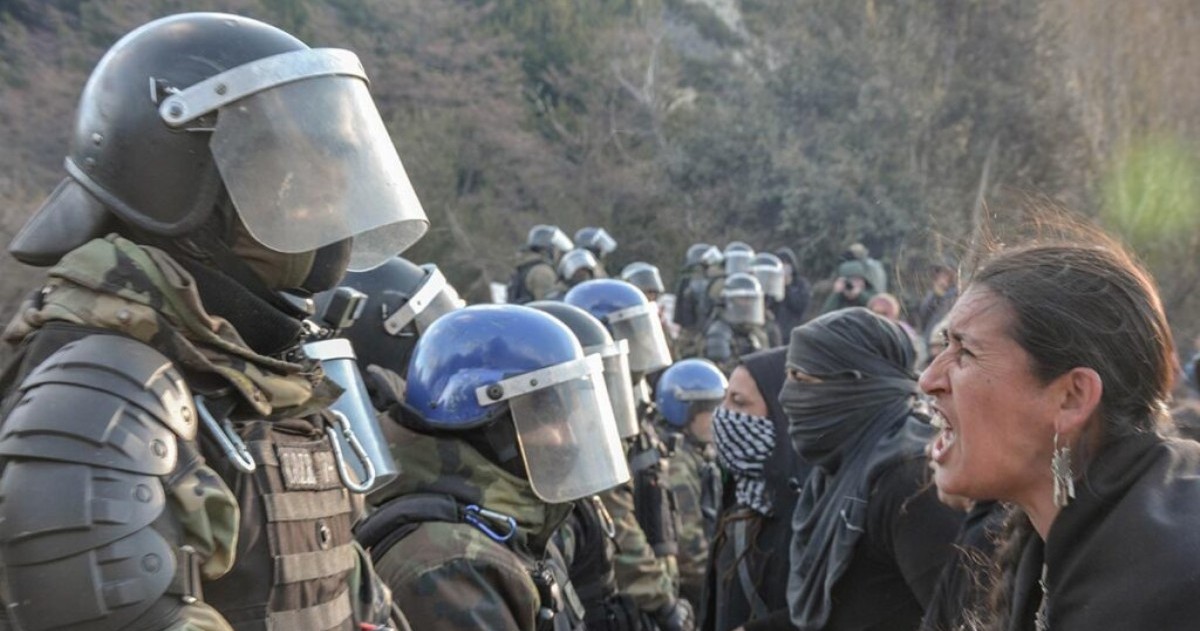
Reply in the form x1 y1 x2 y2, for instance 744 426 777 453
299 237 353 294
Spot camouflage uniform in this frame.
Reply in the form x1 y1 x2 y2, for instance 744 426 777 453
364 422 583 631
662 433 719 608
702 317 771 375
600 418 683 619
0 235 394 630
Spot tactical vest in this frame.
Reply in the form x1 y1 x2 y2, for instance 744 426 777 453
202 413 360 631
629 422 681 559
357 493 585 631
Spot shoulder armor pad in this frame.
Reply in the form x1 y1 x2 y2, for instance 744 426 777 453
0 461 175 630
0 335 196 476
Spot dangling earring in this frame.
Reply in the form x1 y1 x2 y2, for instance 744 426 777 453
1052 433 1076 508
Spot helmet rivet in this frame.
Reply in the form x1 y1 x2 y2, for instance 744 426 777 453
487 385 504 400
215 83 227 95
90 132 103 145
529 379 539 387
167 103 184 118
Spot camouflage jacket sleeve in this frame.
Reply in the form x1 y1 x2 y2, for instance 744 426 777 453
666 446 710 608
599 482 678 612
372 522 540 631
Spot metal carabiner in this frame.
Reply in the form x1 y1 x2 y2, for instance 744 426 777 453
463 504 518 543
591 495 617 540
325 410 377 494
195 395 257 473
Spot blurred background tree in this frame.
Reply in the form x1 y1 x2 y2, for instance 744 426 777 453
1 0 1198 353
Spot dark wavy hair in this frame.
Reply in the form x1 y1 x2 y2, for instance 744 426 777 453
963 218 1174 630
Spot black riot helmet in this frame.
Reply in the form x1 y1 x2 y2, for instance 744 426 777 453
721 272 766 326
751 252 786 302
10 13 427 270
684 243 722 270
526 224 574 260
574 227 618 259
528 301 640 439
621 262 666 298
317 257 463 378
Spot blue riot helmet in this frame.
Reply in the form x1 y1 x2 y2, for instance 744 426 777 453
575 227 618 259
564 279 673 375
405 305 630 502
656 358 729 429
529 301 640 439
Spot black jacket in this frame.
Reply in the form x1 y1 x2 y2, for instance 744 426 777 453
1007 435 1200 631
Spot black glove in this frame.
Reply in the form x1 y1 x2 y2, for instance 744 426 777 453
652 598 695 631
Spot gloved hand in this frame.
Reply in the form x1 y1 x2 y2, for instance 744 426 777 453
652 598 695 631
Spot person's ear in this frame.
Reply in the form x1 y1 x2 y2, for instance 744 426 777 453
1054 367 1104 438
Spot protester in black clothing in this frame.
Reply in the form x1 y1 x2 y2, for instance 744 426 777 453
772 248 810 337
919 500 1007 631
921 232 1200 631
781 308 961 631
702 347 810 631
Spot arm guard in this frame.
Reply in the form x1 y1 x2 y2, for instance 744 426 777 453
0 335 198 631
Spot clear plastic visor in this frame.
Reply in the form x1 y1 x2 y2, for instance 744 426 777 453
753 267 785 301
477 354 630 503
724 294 765 326
171 50 428 270
726 251 753 275
607 303 673 374
588 230 618 255
585 339 639 438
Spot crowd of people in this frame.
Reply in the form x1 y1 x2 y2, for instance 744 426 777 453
2 12 1200 631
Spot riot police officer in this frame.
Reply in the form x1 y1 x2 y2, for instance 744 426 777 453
0 13 425 630
510 225 574 304
530 301 646 631
674 244 723 359
356 305 630 630
703 273 771 374
565 280 695 631
556 248 601 296
654 359 728 608
575 226 618 278
750 252 786 346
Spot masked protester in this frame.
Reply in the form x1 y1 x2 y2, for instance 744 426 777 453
701 347 813 631
0 13 428 630
356 305 630 630
510 225 574 304
531 301 647 631
566 279 695 631
781 308 961 631
655 359 728 608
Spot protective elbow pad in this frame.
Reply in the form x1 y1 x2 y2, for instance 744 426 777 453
0 335 197 630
